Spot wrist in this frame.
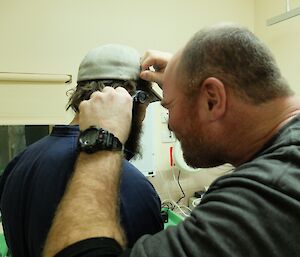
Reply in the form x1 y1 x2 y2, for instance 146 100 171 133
76 151 123 177
79 150 123 163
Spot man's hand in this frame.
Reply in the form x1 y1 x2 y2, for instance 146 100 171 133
140 50 173 87
78 86 133 144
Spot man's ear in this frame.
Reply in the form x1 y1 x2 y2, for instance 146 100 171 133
199 77 226 121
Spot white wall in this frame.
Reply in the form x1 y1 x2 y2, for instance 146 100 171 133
0 0 254 155
255 0 300 94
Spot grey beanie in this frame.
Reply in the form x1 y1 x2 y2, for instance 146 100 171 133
77 44 141 82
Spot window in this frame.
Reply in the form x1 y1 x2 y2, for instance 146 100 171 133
0 125 51 174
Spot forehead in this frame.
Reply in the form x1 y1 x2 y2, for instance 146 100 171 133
163 51 184 96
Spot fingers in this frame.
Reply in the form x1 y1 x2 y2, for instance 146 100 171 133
78 86 133 143
140 50 173 86
89 86 129 100
140 70 164 87
89 90 103 100
140 51 160 71
140 50 172 71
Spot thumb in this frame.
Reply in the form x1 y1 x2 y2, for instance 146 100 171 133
140 70 164 87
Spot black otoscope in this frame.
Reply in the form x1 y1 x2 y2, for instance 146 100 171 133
132 90 148 103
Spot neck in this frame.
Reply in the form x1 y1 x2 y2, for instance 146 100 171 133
224 96 300 167
69 114 79 125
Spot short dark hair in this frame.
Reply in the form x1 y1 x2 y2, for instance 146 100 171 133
180 24 293 103
66 79 151 112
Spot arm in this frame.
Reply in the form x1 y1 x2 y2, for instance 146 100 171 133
43 87 132 257
140 50 173 87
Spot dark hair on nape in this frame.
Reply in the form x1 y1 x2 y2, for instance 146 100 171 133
66 79 138 112
180 24 294 104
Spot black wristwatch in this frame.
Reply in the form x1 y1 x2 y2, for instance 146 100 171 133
78 126 123 153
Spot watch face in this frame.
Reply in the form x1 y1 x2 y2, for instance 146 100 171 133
79 128 99 147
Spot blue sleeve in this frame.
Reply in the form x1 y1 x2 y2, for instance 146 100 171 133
119 160 163 247
0 152 23 199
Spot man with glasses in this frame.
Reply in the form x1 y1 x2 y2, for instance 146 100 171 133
0 44 163 257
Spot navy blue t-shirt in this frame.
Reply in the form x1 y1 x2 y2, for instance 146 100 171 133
0 125 163 257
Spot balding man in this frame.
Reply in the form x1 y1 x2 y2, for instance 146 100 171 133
44 24 300 257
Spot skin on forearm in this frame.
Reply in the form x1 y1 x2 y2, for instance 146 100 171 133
43 151 125 257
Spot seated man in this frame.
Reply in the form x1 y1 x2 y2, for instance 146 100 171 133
0 44 163 257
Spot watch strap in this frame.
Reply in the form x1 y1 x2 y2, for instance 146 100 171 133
100 129 123 151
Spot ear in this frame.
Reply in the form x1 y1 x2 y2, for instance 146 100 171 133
200 77 226 121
